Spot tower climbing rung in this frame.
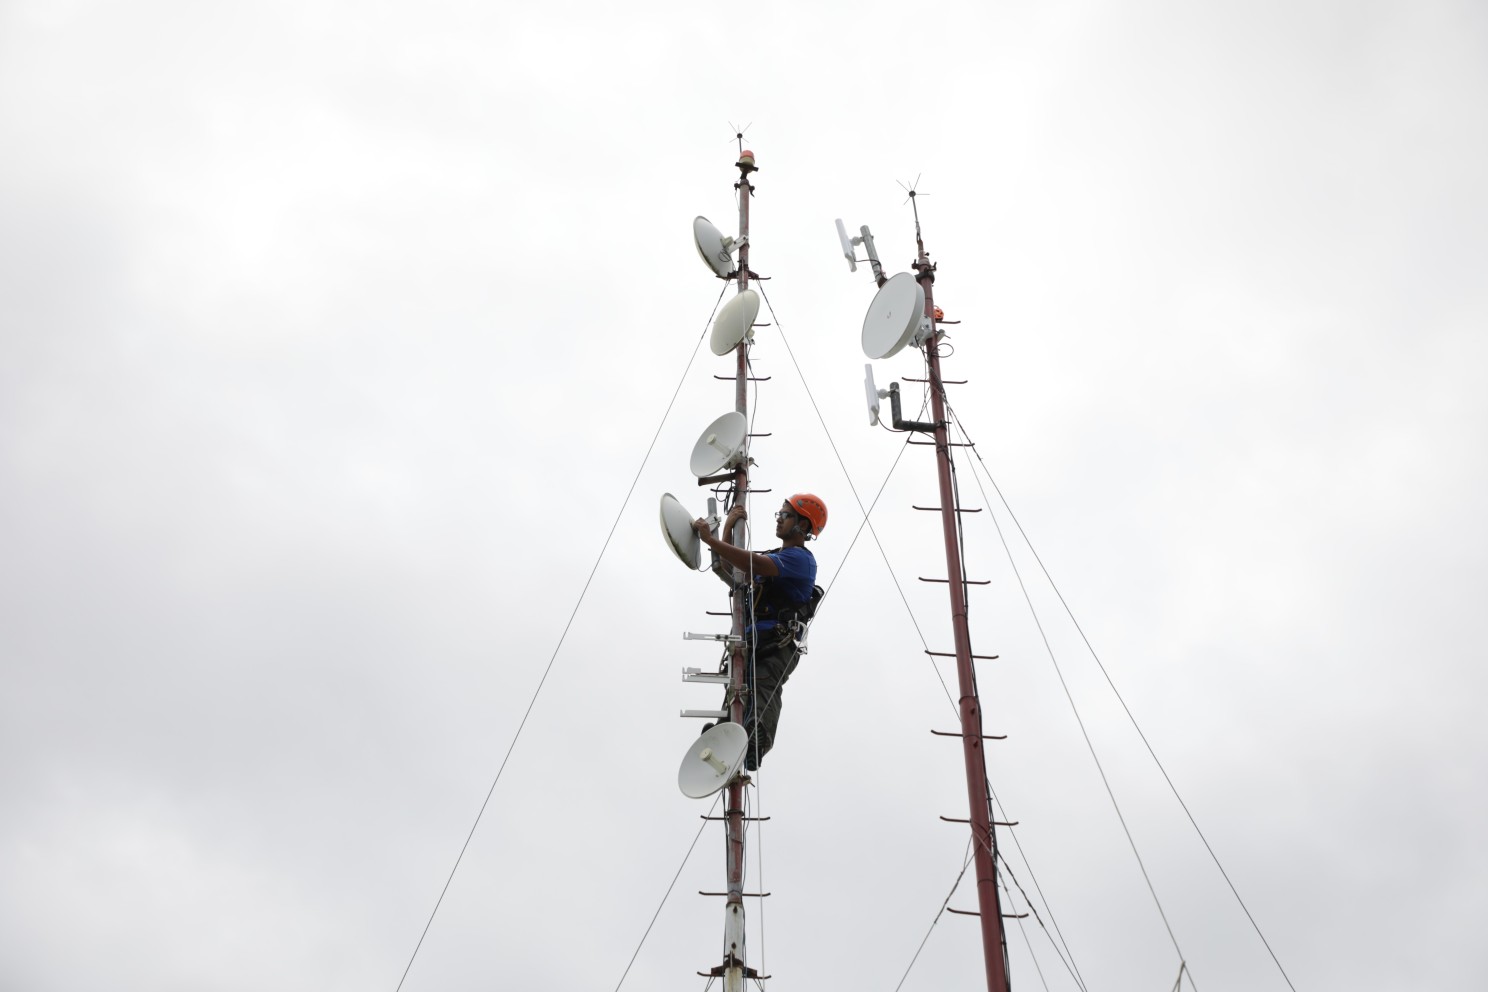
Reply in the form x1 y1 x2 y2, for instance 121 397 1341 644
932 729 1008 741
946 908 1029 918
680 709 729 719
683 667 731 685
912 505 982 512
926 650 999 660
919 576 991 585
698 966 771 980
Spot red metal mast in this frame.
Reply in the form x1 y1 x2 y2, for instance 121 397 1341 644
720 146 756 992
912 203 1011 992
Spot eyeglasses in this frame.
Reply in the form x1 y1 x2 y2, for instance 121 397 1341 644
775 510 797 522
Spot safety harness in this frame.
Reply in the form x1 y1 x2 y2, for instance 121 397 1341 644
748 552 824 650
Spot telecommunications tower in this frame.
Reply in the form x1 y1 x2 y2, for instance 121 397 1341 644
837 197 1014 992
659 146 767 991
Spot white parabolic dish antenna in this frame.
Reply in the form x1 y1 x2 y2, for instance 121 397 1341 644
659 493 702 570
689 411 748 478
862 271 926 360
694 216 734 279
678 722 749 798
710 289 759 356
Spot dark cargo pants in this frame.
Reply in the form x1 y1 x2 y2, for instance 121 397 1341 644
735 625 802 770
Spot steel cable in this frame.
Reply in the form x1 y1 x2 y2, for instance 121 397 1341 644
394 285 729 992
952 410 1292 990
613 794 725 992
941 403 1195 986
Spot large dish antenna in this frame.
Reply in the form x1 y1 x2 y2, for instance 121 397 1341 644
689 411 748 479
678 722 749 797
861 271 927 360
709 290 759 356
660 493 703 570
693 216 736 279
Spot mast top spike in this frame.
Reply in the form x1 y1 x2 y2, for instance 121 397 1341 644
727 122 754 160
898 176 929 254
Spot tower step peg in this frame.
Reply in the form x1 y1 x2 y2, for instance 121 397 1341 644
681 709 729 720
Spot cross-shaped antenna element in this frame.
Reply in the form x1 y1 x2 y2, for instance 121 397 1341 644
727 122 753 152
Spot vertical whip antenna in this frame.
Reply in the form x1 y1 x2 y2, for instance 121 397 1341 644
898 175 928 258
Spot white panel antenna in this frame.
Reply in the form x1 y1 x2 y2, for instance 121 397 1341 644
864 363 887 426
835 218 858 273
678 722 749 797
835 219 886 283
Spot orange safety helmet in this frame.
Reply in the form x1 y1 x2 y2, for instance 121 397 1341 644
786 493 828 536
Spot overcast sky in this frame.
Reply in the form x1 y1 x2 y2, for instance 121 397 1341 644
2 1 1485 990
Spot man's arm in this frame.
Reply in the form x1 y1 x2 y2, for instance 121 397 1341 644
693 506 780 577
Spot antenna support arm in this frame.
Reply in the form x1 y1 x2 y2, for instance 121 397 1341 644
860 225 888 287
889 382 936 433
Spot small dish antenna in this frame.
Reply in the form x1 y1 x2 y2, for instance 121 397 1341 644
694 216 741 280
660 493 703 570
834 218 858 273
689 411 748 478
710 290 760 356
861 271 927 360
678 722 749 797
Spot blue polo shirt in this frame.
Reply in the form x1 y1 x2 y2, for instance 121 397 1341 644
746 545 817 633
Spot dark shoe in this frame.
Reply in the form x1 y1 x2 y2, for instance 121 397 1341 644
701 722 716 735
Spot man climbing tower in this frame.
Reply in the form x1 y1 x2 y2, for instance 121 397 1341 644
693 493 827 771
